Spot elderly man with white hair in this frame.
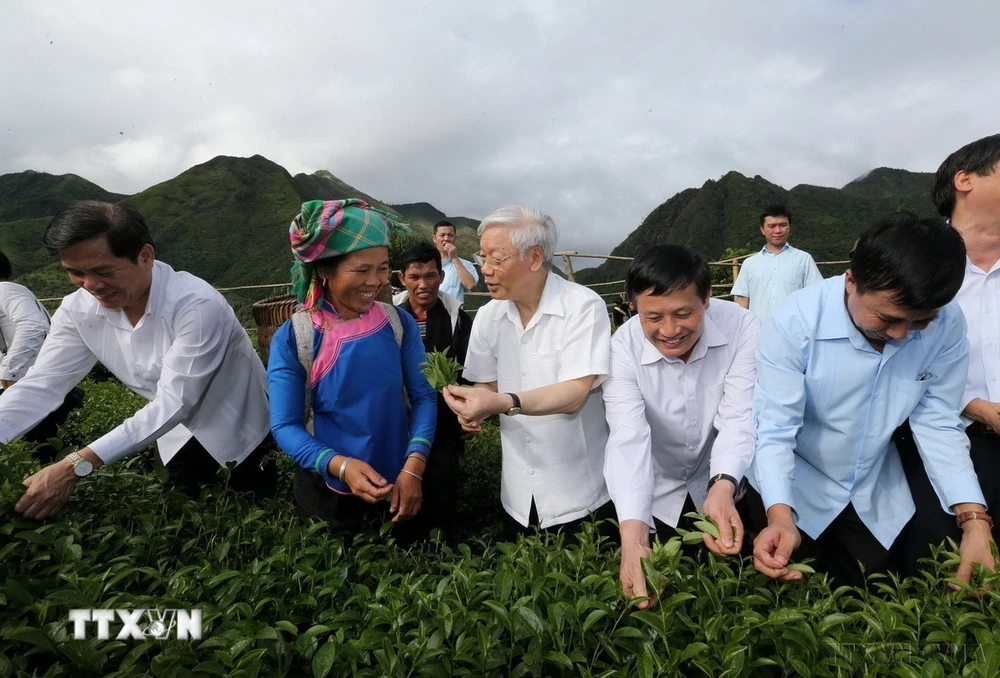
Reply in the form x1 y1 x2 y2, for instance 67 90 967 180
443 205 614 540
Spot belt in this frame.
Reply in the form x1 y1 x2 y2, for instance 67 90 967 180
966 421 997 435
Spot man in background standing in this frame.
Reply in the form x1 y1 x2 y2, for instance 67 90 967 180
394 240 473 541
732 204 823 317
433 220 479 304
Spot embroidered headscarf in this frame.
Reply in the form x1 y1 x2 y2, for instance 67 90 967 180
288 199 405 310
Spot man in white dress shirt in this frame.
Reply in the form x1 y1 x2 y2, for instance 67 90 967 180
604 245 760 607
0 201 275 519
899 134 1000 551
442 205 613 539
0 250 84 462
732 204 824 318
433 220 479 304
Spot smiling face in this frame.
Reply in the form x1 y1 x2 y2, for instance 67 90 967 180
760 215 791 250
321 246 390 319
844 269 939 344
401 260 443 311
635 283 709 362
59 236 155 318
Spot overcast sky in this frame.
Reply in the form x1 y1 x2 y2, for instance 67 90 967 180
2 0 998 262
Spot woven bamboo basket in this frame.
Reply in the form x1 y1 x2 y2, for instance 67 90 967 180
251 284 395 364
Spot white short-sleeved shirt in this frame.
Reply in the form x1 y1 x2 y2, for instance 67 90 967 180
955 257 1000 418
731 244 824 318
463 272 612 528
440 257 479 303
603 300 760 528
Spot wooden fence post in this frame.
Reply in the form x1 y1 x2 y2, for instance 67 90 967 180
561 253 576 282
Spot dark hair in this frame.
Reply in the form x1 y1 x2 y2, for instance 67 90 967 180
43 201 154 262
759 204 791 227
626 244 712 302
850 212 966 310
931 134 1000 217
400 240 443 274
433 220 456 234
315 253 347 277
0 250 10 280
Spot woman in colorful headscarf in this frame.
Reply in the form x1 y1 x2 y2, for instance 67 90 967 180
268 199 437 539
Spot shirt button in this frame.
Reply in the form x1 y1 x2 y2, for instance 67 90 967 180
528 469 535 476
989 341 995 348
868 432 875 438
988 307 994 313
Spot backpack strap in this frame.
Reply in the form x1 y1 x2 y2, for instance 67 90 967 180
291 310 315 434
377 302 404 348
291 304 403 434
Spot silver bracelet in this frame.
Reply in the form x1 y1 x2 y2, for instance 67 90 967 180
338 457 352 483
400 468 423 482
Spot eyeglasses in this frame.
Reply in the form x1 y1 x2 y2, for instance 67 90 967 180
472 252 515 270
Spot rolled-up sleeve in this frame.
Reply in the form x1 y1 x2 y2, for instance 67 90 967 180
602 332 654 526
751 318 808 513
710 313 760 481
908 312 986 511
88 299 230 465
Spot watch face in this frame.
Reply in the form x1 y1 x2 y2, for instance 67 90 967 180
73 460 93 477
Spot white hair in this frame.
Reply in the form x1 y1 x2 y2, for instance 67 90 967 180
477 205 559 265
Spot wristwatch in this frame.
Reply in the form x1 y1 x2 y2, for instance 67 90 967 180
707 473 739 492
67 451 94 478
504 393 521 416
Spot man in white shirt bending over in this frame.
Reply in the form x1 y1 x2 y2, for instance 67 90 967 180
604 244 760 607
0 201 275 519
731 204 823 318
442 205 613 540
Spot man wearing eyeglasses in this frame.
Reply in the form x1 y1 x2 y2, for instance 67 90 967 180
432 221 479 304
443 205 614 540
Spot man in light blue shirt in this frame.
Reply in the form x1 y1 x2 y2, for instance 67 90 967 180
432 220 479 303
750 213 994 588
732 204 823 318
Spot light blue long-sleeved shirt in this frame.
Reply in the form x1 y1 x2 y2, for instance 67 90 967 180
731 243 824 318
750 275 985 548
440 257 479 303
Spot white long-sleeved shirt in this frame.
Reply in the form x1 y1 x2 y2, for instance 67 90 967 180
603 300 760 528
0 261 270 466
955 257 1000 418
0 281 51 382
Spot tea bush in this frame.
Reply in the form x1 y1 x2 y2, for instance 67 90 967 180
1 379 999 677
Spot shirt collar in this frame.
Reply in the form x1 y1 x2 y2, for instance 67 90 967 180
639 305 729 365
504 271 564 330
815 275 853 340
760 242 792 255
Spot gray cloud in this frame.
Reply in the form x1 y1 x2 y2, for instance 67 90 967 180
2 0 998 268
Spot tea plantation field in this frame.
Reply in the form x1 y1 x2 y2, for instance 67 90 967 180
1 374 999 677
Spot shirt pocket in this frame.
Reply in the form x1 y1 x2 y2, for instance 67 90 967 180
523 348 561 389
889 377 930 417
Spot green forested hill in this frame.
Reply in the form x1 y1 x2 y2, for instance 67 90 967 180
575 167 936 286
1 157 938 304
0 156 481 309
